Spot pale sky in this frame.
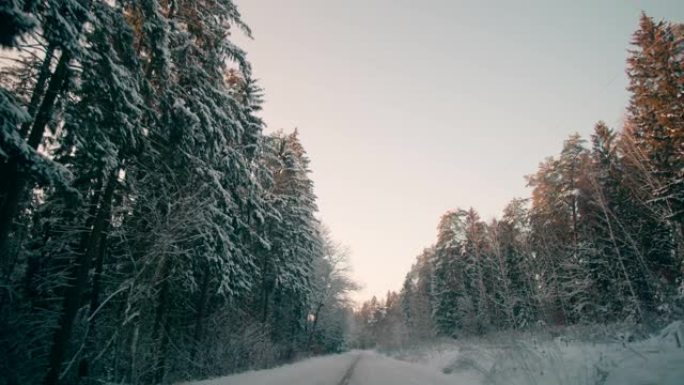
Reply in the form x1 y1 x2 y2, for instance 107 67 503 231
234 0 684 303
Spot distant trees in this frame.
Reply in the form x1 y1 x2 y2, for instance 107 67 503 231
353 13 684 347
401 249 435 340
0 1 355 384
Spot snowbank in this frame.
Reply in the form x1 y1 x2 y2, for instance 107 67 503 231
388 322 684 385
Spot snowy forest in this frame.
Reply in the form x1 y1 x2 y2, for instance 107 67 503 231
1 0 683 384
0 1 356 384
353 15 684 351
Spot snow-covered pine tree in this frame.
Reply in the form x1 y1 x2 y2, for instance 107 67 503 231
461 208 494 333
0 2 147 383
527 134 594 324
487 216 517 329
498 198 538 328
582 122 651 322
399 248 435 341
259 130 323 359
0 0 93 262
620 118 681 319
39 4 147 383
625 14 684 297
0 0 35 47
118 1 268 381
431 210 469 337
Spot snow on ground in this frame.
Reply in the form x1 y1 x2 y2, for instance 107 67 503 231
349 351 457 385
179 352 358 385
181 322 684 385
388 321 684 385
180 351 459 385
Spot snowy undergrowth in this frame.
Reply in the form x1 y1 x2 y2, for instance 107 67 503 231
387 322 684 385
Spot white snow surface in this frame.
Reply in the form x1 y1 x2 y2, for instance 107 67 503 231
389 321 684 385
179 352 358 385
350 351 456 385
182 322 684 385
180 351 457 385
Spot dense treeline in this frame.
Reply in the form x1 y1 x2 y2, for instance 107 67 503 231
0 1 355 384
354 14 684 348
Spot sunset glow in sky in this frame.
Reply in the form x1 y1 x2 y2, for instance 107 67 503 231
234 0 684 302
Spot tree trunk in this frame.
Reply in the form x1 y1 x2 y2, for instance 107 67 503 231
191 263 211 366
152 259 171 384
260 254 273 324
0 50 72 260
20 43 56 138
88 232 108 319
79 223 110 378
307 303 324 350
25 172 104 307
44 169 117 385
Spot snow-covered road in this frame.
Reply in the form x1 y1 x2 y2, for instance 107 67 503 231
348 351 457 385
182 351 459 385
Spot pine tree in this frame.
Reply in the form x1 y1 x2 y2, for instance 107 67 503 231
0 0 35 47
260 130 323 359
1 0 354 383
400 248 435 341
499 198 538 327
0 0 93 262
627 14 684 225
431 210 469 337
626 14 684 293
527 134 593 323
582 122 650 321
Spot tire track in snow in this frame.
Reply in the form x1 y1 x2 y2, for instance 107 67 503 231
337 354 362 385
